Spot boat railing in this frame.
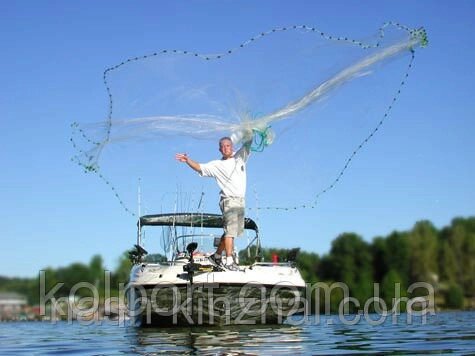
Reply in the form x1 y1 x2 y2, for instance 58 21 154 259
250 261 296 268
242 234 261 260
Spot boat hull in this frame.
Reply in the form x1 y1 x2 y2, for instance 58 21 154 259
127 282 305 327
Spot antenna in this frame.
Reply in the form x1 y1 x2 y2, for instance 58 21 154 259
252 185 260 227
138 177 142 218
197 190 205 233
197 190 204 211
137 177 142 245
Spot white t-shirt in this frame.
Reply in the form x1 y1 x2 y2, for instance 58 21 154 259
199 144 251 198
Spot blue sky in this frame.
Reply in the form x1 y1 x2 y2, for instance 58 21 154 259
1 1 474 277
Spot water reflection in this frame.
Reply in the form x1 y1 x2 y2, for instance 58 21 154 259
125 312 475 355
1 312 474 355
129 323 306 355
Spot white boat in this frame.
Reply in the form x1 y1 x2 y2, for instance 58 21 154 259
127 213 306 326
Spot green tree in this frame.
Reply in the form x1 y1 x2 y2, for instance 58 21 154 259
89 255 105 298
113 252 132 287
409 221 439 284
0 276 38 305
385 231 410 287
316 254 334 281
438 238 457 284
444 222 464 286
327 233 373 306
461 233 475 295
381 269 407 309
445 218 475 296
371 236 388 283
295 251 319 284
55 262 94 297
89 255 104 279
445 283 464 309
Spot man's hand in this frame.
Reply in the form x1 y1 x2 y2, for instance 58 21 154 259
175 153 202 173
175 153 188 163
242 128 254 144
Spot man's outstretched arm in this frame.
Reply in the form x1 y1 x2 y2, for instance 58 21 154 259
175 153 202 173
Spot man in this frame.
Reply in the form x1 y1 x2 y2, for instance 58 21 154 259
175 136 252 271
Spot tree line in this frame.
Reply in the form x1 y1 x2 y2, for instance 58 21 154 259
243 216 475 310
1 216 473 310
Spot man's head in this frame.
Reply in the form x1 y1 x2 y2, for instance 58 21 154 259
219 137 233 159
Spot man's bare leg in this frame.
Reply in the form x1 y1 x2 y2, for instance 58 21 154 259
212 236 236 267
216 238 225 255
224 236 234 258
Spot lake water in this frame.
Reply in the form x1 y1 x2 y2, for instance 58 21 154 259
1 311 474 355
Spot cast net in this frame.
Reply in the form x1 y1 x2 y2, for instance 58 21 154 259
71 22 428 216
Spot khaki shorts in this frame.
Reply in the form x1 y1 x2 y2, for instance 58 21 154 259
219 197 245 238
